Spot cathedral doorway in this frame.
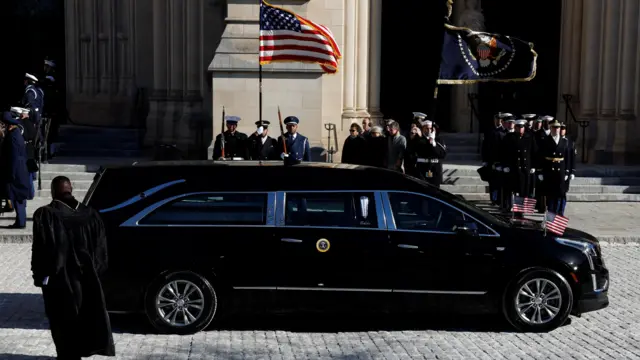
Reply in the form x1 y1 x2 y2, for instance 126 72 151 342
379 1 450 130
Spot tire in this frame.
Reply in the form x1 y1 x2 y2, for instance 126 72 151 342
144 270 218 335
502 268 573 332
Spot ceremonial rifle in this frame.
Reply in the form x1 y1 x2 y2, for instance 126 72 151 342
220 106 226 159
277 106 288 155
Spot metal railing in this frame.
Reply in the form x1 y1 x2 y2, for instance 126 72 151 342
562 94 590 163
467 93 482 154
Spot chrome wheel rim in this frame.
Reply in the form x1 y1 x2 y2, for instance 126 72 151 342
156 280 205 327
515 278 562 325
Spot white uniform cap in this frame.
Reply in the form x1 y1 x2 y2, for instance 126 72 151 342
225 115 241 123
539 115 554 122
522 113 537 120
498 112 513 119
25 73 38 82
44 60 56 67
10 107 28 114
413 112 428 119
515 119 528 126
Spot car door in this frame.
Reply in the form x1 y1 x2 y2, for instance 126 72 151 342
384 191 501 295
273 191 393 308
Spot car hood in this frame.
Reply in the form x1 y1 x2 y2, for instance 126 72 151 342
507 219 600 246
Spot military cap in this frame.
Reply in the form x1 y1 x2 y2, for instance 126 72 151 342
550 119 562 127
560 122 567 128
515 119 528 126
413 112 428 119
522 114 537 120
255 120 270 128
497 112 513 119
539 115 554 122
25 73 38 82
10 107 28 114
225 115 241 123
1 111 21 126
44 60 56 67
283 116 299 125
505 118 516 123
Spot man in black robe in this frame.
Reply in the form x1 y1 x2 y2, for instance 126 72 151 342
31 176 115 359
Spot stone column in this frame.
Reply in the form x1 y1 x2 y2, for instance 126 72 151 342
355 0 370 120
341 0 357 121
368 0 383 125
145 0 170 146
557 0 583 135
619 0 639 119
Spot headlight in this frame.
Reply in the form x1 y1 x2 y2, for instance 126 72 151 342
555 237 597 270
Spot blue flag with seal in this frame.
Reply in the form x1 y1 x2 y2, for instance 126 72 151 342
437 24 538 84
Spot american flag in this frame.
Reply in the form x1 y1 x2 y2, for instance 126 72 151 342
511 196 536 214
545 212 569 236
259 0 342 73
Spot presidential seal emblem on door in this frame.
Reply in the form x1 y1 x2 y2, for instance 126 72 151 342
316 238 330 253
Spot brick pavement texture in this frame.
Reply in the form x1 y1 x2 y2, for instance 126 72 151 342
0 244 639 360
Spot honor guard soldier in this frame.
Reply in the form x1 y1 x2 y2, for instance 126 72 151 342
533 115 554 212
278 116 310 165
537 119 571 214
482 112 509 205
249 120 278 160
213 115 250 160
414 118 447 188
522 114 537 133
22 73 45 127
406 112 429 177
501 119 538 215
559 123 576 215
1 111 31 228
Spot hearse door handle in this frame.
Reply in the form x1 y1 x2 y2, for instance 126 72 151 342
281 238 303 243
397 244 419 250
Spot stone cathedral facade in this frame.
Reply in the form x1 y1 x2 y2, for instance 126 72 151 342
62 0 640 164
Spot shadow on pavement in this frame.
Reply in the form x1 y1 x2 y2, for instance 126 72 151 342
0 356 54 360
0 293 517 334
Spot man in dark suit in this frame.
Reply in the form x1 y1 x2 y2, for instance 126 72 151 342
278 116 310 165
481 112 509 206
248 120 279 160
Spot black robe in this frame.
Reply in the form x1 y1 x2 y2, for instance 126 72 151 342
31 197 115 358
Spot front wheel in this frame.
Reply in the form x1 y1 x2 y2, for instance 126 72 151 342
144 271 218 335
503 269 573 332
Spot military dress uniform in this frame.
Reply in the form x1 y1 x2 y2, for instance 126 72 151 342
522 114 537 134
248 120 279 161
277 116 310 165
538 120 571 214
22 73 45 127
498 116 517 209
482 113 509 205
501 120 538 213
213 116 250 160
533 115 553 212
0 112 31 228
414 119 447 188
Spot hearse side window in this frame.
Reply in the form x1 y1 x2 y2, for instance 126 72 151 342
138 193 267 226
285 192 377 228
388 192 464 232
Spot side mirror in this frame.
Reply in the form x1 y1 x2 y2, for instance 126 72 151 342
453 221 479 237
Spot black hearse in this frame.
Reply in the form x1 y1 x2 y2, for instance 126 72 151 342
85 161 609 334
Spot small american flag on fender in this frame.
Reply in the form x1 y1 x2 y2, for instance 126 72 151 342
259 0 342 73
545 212 569 236
511 196 536 214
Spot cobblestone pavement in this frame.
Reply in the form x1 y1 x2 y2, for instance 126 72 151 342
0 244 639 360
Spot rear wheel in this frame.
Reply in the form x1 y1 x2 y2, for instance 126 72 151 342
144 271 218 334
503 269 573 332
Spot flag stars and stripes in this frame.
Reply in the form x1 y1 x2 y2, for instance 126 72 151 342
545 212 569 236
511 196 536 214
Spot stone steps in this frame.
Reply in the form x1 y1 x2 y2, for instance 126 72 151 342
444 175 640 186
455 193 640 202
55 125 143 158
441 184 640 194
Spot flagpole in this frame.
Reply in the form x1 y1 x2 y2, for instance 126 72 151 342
258 0 263 128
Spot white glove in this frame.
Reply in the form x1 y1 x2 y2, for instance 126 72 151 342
564 175 568 181
496 166 503 172
482 162 488 167
538 174 544 181
218 157 226 161
530 168 535 174
570 174 575 180
280 153 289 159
257 126 264 135
503 167 510 173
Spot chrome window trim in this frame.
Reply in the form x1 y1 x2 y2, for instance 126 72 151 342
100 179 186 213
120 191 275 227
382 191 500 237
276 190 387 230
232 286 487 295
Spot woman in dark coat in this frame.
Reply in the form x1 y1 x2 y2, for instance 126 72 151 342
366 126 387 168
341 123 368 165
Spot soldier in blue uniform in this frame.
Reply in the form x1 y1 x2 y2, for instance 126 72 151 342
11 107 38 199
23 73 45 127
533 115 553 212
0 111 30 228
278 116 310 165
522 114 537 134
538 119 572 214
559 123 576 215
482 112 509 205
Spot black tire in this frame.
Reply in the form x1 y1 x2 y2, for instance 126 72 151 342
144 270 218 335
503 268 573 332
